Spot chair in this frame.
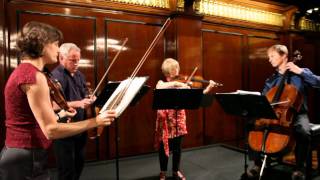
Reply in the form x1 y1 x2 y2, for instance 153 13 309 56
306 123 320 180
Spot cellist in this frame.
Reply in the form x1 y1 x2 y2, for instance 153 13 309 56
247 44 311 180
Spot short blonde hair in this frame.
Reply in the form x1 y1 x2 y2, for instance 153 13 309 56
268 44 288 57
161 58 180 76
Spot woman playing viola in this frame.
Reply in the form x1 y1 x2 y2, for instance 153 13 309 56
155 58 217 180
0 21 116 180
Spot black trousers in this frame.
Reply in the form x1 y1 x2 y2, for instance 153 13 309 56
53 132 87 180
159 136 183 172
0 146 50 180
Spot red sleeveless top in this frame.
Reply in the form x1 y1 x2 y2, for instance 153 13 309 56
4 63 51 149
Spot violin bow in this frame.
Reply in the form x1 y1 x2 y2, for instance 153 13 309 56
91 37 129 96
186 66 198 83
107 18 172 112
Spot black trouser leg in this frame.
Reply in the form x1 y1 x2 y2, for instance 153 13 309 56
74 134 86 180
159 142 169 171
53 133 87 180
294 114 311 172
158 136 183 172
172 137 182 172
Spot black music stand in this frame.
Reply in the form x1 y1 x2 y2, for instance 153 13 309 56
152 89 214 152
152 89 213 110
95 81 150 180
214 93 277 180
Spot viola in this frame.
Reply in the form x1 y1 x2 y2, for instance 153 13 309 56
43 68 71 122
43 69 69 109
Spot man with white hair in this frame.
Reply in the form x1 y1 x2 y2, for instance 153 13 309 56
52 43 95 180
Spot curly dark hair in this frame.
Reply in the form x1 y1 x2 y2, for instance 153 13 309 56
16 21 63 59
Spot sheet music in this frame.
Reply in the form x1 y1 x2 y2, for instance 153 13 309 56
216 90 261 96
99 76 148 117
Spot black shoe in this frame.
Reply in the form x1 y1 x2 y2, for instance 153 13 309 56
291 171 305 180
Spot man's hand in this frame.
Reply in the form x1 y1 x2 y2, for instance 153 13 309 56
286 62 303 75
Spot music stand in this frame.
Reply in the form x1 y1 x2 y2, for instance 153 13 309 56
94 81 150 107
152 89 214 153
214 93 277 180
95 81 150 180
152 89 213 110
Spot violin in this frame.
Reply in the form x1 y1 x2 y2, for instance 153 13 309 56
173 75 223 88
43 68 70 122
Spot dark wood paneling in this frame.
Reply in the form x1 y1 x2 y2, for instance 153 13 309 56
105 19 165 158
202 29 244 144
176 17 204 147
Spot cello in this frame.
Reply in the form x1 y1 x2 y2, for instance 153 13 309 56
248 50 303 178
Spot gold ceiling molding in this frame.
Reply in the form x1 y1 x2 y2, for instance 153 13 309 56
298 17 320 32
109 0 170 8
198 0 284 26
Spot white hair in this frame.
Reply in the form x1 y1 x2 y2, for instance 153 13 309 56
59 43 81 58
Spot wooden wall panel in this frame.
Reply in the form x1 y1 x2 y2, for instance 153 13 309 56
105 19 165 157
176 17 204 147
202 29 244 144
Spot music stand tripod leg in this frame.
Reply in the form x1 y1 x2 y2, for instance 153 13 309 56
241 116 252 179
242 118 249 179
258 129 269 180
259 154 267 180
115 117 120 180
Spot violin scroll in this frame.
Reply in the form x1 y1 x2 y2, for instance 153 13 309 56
293 50 302 62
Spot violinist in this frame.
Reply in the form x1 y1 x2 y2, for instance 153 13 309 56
0 22 116 180
247 45 310 180
155 58 217 180
51 43 96 180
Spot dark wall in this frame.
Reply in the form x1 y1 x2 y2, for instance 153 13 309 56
1 0 320 165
